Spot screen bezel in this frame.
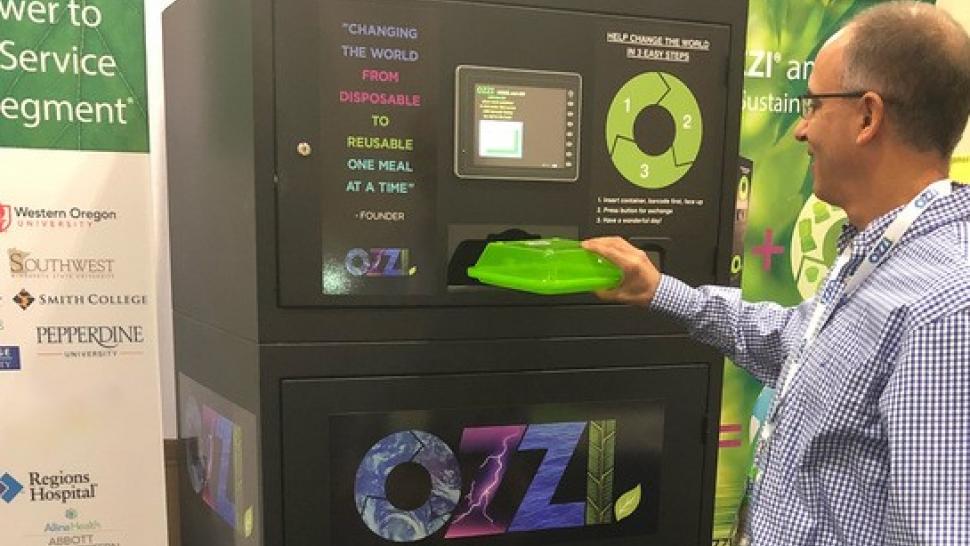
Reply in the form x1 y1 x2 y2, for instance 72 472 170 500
454 65 582 182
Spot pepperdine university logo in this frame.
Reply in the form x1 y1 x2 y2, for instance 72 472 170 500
35 325 146 359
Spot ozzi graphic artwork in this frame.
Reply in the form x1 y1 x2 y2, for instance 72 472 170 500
179 377 259 543
354 420 643 542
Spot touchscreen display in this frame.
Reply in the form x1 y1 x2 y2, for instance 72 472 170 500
474 84 572 168
455 66 581 181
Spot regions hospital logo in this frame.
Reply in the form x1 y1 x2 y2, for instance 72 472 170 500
0 473 24 503
0 471 98 504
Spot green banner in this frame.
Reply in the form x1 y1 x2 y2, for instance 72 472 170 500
0 0 148 151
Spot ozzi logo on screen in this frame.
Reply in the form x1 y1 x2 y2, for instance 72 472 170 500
345 248 416 277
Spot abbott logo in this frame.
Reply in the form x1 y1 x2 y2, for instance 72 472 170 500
0 473 24 503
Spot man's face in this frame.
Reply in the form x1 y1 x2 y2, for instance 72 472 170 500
794 34 862 207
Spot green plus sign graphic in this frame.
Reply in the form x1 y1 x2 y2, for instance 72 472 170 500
606 72 703 189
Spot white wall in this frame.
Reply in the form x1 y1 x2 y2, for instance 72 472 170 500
147 0 177 437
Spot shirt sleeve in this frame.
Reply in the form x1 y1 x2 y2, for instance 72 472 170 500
880 309 970 546
649 274 808 387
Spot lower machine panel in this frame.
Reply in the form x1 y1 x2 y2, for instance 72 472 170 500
281 365 711 545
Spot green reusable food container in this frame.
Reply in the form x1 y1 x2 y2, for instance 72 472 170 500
466 238 622 295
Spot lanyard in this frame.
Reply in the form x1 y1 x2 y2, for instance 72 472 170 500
777 179 953 401
733 181 952 546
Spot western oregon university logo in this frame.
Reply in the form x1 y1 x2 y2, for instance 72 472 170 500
0 473 24 503
0 204 10 233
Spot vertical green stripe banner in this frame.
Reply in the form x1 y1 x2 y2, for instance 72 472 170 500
712 1 936 543
939 0 970 180
0 1 166 545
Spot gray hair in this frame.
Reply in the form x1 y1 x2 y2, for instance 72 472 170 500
841 1 970 158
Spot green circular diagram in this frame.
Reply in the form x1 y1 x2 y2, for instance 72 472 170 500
606 72 703 189
789 195 847 298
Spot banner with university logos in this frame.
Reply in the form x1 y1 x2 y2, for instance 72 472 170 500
0 1 168 545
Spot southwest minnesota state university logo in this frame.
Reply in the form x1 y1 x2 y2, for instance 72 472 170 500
7 248 116 281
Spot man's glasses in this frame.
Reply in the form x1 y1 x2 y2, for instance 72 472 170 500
797 91 866 119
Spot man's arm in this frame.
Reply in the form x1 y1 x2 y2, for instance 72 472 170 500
583 236 807 386
651 275 805 387
880 309 970 546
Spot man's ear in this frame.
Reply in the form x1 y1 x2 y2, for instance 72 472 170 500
856 92 886 145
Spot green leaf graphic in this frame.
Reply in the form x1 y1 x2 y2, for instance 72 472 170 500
586 420 616 525
614 483 641 522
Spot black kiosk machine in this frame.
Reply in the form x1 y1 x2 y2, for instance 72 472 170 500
163 0 749 544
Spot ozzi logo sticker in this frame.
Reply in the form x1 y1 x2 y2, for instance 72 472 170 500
345 248 416 277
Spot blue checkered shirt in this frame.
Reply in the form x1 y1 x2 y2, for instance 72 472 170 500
652 182 970 546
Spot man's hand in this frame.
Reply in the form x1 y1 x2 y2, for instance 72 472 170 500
582 237 662 307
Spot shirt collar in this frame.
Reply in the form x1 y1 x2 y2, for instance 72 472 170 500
834 179 955 259
835 202 906 260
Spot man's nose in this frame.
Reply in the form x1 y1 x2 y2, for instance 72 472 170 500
794 118 809 142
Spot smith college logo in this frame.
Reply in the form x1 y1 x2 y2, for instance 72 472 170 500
14 289 35 310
